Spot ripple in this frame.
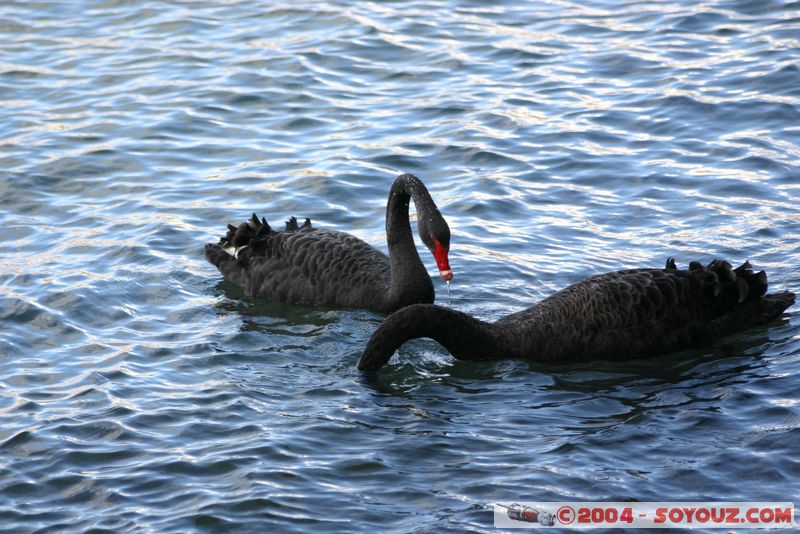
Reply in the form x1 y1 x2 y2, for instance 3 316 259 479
0 0 799 532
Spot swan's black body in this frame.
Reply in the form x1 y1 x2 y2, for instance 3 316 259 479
205 174 452 313
358 259 795 371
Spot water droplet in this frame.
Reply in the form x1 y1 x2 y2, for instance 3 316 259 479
446 280 451 307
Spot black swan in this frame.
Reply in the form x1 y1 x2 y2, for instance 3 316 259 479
205 174 452 313
358 259 795 371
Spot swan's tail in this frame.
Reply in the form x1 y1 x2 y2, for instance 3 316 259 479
666 258 773 308
205 213 313 284
204 241 249 287
667 257 794 338
709 290 795 340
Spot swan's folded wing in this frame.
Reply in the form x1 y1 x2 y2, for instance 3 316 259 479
244 229 391 308
502 260 788 362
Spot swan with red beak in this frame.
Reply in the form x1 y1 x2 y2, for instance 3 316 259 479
206 173 453 313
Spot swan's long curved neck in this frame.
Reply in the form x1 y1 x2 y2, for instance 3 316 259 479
385 174 436 298
358 304 509 371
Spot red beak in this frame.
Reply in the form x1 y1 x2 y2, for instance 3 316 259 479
433 239 453 282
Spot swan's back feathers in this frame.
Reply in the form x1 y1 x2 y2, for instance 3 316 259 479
205 212 419 311
217 213 313 264
499 259 793 362
676 258 767 308
249 227 392 308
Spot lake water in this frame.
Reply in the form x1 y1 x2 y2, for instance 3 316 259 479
1 1 799 532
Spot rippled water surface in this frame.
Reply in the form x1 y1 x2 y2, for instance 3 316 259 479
2 0 800 531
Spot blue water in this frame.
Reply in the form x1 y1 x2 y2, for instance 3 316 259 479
2 1 800 532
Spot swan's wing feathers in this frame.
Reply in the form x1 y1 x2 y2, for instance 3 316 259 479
538 271 673 331
244 228 389 307
521 258 777 336
733 260 767 299
274 215 314 233
215 213 277 260
512 258 791 362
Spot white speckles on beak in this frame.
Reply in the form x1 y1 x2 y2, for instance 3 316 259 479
439 269 453 282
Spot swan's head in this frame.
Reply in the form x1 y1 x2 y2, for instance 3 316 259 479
419 210 452 282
